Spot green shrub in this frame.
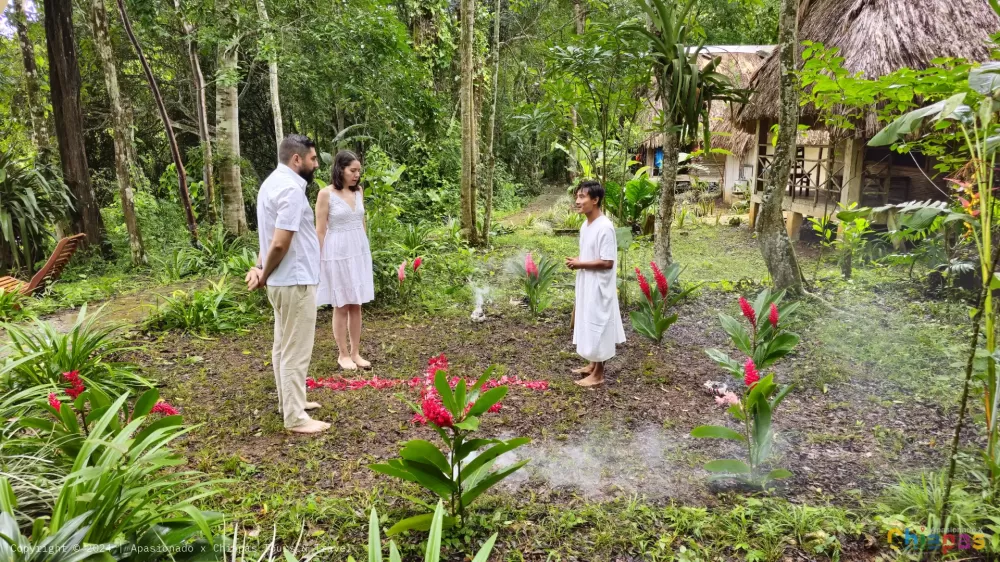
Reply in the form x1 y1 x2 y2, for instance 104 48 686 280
0 288 29 323
144 278 267 334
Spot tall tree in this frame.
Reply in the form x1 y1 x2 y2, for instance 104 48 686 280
481 0 502 245
174 0 216 223
12 0 50 156
257 0 283 158
753 0 803 293
114 0 199 246
87 0 146 265
43 0 107 248
459 0 478 244
216 0 248 236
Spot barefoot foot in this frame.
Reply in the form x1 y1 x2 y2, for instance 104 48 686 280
571 364 594 375
574 374 605 387
352 355 372 369
338 357 358 371
288 419 331 434
304 401 321 411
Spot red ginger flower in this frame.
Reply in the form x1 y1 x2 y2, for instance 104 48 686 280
421 395 453 428
635 268 652 302
48 393 61 412
525 253 538 278
769 303 779 329
152 401 179 416
398 260 407 282
413 256 423 271
63 371 85 399
744 358 760 387
650 261 668 299
739 296 757 328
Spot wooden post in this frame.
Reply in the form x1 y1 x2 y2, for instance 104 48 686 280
786 211 804 241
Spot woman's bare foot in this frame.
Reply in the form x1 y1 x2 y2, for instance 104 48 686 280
288 419 331 434
352 355 372 369
574 373 604 387
338 356 358 371
571 363 594 375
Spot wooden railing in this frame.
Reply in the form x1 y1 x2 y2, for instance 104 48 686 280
755 144 844 211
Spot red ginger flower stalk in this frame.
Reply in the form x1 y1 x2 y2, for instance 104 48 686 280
48 393 61 411
739 296 757 328
525 253 538 278
413 256 423 271
635 268 652 302
152 401 179 416
421 395 453 427
398 260 407 282
769 303 779 329
650 261 668 299
63 371 85 399
744 358 760 387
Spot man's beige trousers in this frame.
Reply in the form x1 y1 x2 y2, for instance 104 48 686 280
266 285 317 429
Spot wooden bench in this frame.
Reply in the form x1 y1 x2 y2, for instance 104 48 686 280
0 233 86 296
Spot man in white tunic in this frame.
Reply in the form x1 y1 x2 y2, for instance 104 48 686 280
566 180 626 387
246 135 329 434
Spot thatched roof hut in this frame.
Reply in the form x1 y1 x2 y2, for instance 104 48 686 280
739 0 1000 137
642 46 773 159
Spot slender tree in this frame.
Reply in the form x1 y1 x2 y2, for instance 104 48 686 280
216 0 248 236
459 0 479 244
257 0 284 159
174 0 216 223
114 0 199 246
754 0 803 294
87 0 147 265
12 0 50 156
43 0 107 249
481 0 502 244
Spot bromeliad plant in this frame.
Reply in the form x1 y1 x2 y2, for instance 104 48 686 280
370 357 530 534
520 252 559 315
693 289 800 487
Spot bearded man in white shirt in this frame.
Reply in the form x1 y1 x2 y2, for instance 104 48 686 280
246 134 330 434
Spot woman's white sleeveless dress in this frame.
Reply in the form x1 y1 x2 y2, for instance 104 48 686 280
316 189 375 307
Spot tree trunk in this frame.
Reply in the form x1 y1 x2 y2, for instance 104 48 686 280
480 0 501 245
174 0 216 223
88 0 146 265
115 0 199 246
754 0 803 294
573 0 585 34
256 0 283 159
653 108 678 267
13 0 50 156
459 0 478 245
216 0 247 236
43 0 107 250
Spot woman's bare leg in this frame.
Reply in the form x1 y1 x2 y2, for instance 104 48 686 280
348 304 370 368
334 306 356 370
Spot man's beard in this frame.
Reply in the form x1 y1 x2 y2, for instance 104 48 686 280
298 167 316 184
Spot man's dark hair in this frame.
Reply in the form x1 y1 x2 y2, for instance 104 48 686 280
331 150 361 192
278 134 316 164
575 179 605 207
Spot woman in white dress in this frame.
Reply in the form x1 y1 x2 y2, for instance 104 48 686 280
316 151 375 370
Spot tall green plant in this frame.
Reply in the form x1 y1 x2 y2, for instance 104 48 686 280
0 149 72 271
519 252 559 315
370 364 529 534
869 61 1000 516
693 289 800 486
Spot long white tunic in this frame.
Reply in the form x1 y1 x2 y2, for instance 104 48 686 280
573 215 626 362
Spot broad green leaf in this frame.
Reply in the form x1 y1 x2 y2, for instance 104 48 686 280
766 468 793 481
691 425 746 441
400 440 450 475
970 62 1000 95
467 386 508 418
368 507 382 562
434 371 457 416
471 533 499 562
719 313 752 355
460 437 530 481
869 94 965 146
461 459 529 507
704 459 751 474
454 416 480 431
399 461 456 499
425 502 444 562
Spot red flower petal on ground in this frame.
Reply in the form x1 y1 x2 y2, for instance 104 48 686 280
152 401 180 416
48 393 61 411
650 261 668 299
769 303 779 329
744 358 760 387
636 268 652 302
739 296 757 328
488 402 502 413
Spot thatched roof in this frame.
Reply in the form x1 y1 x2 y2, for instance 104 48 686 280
642 46 773 158
739 0 1000 137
